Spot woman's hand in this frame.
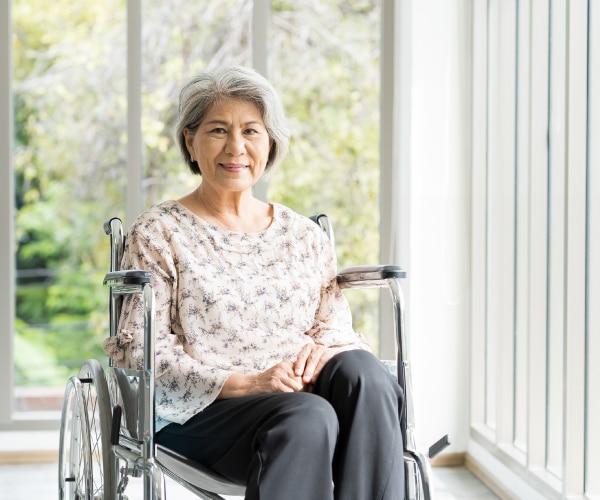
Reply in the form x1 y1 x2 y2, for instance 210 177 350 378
218 360 305 399
293 344 338 385
253 360 306 393
218 345 342 400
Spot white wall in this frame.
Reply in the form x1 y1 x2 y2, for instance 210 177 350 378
401 0 472 454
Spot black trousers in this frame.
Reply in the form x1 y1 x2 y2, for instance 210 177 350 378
156 350 405 500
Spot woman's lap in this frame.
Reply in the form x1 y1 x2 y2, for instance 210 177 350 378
155 350 404 496
155 391 337 484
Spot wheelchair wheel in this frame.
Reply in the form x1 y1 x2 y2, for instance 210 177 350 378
59 376 92 499
59 360 115 499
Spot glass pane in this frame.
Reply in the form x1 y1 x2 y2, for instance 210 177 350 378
141 0 253 206
586 1 600 494
546 0 567 479
13 0 127 413
268 0 382 349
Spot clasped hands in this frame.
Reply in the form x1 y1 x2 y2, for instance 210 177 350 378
218 344 340 399
256 343 338 394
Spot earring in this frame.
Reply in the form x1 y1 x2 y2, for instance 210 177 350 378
190 155 195 163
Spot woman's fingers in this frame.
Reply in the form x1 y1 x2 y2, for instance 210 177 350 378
293 344 313 377
256 361 304 393
302 345 326 383
293 344 336 384
253 346 344 395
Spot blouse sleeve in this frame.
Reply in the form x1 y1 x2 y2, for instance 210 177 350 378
102 217 230 424
305 230 371 352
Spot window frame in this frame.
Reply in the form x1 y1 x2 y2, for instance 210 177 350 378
1 0 17 430
469 1 597 497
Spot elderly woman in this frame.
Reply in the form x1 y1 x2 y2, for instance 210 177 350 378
104 66 404 499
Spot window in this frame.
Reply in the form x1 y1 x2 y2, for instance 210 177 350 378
470 1 599 497
267 0 381 349
2 0 383 429
10 0 128 423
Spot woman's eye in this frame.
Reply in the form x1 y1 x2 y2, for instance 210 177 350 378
211 127 226 134
245 128 258 135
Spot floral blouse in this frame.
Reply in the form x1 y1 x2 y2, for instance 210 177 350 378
102 200 369 429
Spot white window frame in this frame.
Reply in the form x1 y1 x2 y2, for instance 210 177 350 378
587 3 600 496
468 1 598 498
0 0 17 430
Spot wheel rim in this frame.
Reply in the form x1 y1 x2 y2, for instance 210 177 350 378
58 377 92 499
79 360 115 499
81 373 104 497
59 360 114 500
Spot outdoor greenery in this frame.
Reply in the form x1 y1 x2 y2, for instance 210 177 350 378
12 0 381 388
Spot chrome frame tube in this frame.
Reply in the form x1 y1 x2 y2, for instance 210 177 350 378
387 277 435 500
141 282 158 499
106 218 125 351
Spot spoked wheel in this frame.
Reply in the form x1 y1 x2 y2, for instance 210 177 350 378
59 360 115 499
59 376 92 499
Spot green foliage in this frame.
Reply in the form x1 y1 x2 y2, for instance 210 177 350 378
268 0 381 346
13 0 382 386
14 332 72 387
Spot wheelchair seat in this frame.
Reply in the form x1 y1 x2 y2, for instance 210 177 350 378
157 445 245 496
58 215 448 500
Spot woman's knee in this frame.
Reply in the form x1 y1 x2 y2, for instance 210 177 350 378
325 350 390 385
256 393 338 448
317 350 404 404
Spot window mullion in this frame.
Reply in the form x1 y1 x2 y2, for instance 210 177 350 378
562 0 589 495
585 2 600 494
0 0 15 428
126 0 143 227
470 0 489 428
491 0 517 445
379 0 410 359
252 0 270 203
527 0 550 472
513 0 532 455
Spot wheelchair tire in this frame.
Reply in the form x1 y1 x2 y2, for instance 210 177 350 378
59 376 92 499
58 360 116 499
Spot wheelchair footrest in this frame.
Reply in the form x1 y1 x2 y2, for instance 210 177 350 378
428 434 451 458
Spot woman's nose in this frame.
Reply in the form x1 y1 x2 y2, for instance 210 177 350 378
225 132 245 156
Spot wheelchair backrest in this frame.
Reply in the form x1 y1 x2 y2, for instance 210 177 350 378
104 218 126 340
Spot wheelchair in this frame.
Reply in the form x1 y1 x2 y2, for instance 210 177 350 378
58 214 449 499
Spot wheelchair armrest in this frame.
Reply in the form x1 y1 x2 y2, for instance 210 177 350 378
337 265 406 289
103 216 122 235
104 270 151 291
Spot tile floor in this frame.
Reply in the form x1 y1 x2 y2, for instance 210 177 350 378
0 460 499 499
1 429 499 499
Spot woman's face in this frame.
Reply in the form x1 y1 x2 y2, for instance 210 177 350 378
185 98 272 195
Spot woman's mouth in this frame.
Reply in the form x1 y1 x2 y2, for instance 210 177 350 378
220 163 247 172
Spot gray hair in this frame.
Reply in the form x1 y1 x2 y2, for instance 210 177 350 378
175 66 290 176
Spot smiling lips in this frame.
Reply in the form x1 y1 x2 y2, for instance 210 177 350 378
220 163 247 172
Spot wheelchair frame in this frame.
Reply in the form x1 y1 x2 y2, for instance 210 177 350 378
58 215 449 499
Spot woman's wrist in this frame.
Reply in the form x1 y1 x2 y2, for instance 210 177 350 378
218 372 256 399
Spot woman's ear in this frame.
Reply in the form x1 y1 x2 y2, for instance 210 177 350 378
184 128 195 156
267 139 275 166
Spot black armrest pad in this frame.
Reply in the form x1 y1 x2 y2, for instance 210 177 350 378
337 265 406 289
103 217 122 235
103 270 151 287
